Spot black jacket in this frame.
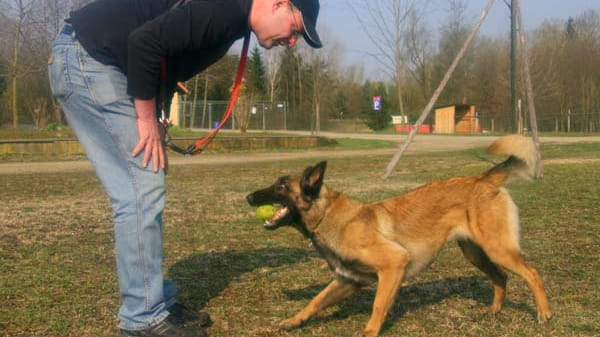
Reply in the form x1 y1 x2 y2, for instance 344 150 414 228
68 0 251 103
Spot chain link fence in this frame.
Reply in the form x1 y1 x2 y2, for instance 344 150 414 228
176 100 291 130
175 99 599 133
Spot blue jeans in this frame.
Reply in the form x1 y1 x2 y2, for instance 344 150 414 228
48 25 176 331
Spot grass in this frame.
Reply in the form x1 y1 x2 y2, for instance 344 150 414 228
1 143 599 337
330 138 397 150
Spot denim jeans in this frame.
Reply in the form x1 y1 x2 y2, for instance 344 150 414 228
48 25 176 331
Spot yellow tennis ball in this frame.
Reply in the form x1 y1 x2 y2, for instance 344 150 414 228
255 205 276 220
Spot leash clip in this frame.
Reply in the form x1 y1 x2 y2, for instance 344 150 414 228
159 118 193 156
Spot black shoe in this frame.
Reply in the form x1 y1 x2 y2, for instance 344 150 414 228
167 302 212 328
119 314 208 337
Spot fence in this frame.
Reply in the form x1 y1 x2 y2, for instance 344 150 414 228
175 98 599 134
478 111 600 133
176 100 290 130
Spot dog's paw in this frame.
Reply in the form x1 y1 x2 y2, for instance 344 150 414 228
537 309 553 324
486 303 502 314
278 318 302 330
354 329 379 337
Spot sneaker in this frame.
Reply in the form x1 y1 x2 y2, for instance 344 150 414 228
119 313 208 337
167 302 212 327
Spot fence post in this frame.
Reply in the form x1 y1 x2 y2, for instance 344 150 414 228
262 103 266 130
208 103 212 129
283 101 287 130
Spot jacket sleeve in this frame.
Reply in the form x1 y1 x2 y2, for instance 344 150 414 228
126 1 214 99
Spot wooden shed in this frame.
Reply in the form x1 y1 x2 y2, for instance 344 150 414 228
434 104 481 134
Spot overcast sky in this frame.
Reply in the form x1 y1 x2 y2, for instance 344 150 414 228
317 0 600 80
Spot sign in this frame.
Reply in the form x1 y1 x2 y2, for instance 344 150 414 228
372 96 381 111
391 115 408 125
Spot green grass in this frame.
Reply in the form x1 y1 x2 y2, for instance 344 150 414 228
0 127 75 139
329 138 397 150
1 143 599 336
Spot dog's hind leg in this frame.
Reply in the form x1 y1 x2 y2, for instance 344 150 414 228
458 239 507 313
279 279 359 330
483 246 552 323
475 198 552 323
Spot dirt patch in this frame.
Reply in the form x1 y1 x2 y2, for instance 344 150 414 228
1 133 599 175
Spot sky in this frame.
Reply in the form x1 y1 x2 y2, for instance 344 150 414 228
316 0 600 80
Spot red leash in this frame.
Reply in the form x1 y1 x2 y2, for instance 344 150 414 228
163 32 251 155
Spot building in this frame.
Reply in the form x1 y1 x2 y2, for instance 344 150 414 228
434 104 481 134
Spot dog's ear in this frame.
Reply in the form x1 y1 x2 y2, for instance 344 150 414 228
301 161 327 198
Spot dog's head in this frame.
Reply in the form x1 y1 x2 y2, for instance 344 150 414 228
246 161 327 234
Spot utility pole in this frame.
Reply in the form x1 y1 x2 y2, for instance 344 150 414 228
515 0 543 177
510 0 518 133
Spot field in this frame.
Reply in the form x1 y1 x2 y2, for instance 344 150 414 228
1 141 599 337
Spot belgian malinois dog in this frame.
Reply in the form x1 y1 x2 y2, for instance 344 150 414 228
246 135 552 337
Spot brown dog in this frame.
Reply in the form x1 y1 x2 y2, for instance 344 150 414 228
246 135 552 337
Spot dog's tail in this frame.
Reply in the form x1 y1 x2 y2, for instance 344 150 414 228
481 134 537 186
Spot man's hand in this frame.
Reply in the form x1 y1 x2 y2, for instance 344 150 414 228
132 98 166 173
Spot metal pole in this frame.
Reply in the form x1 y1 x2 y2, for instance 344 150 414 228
208 103 212 129
283 101 287 130
262 104 266 130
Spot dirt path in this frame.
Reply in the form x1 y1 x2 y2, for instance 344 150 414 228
1 133 599 175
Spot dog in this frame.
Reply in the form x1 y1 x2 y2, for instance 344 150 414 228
246 135 552 337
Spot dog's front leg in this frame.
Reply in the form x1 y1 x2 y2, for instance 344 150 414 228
280 279 359 330
360 249 409 337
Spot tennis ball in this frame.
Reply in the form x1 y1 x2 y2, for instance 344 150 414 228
255 204 276 220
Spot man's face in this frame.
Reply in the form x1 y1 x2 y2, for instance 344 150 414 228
254 2 304 49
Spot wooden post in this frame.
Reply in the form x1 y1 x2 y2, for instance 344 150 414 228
515 0 543 177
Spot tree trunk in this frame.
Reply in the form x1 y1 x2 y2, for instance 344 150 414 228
11 19 20 128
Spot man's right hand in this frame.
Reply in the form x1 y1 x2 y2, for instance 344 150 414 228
132 98 166 173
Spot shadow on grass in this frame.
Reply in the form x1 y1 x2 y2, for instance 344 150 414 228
168 247 312 309
283 276 535 332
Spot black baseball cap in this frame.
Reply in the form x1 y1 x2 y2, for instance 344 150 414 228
290 0 322 48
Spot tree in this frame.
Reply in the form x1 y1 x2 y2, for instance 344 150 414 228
263 47 282 105
404 7 434 109
361 81 391 131
384 0 496 178
333 90 348 119
0 0 75 128
0 58 7 95
235 46 267 132
245 46 267 101
433 0 477 105
348 0 422 121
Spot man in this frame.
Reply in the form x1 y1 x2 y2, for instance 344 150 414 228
47 0 321 336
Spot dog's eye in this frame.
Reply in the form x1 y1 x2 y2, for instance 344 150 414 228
276 184 287 191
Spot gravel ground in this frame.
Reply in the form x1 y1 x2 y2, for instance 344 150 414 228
1 132 599 175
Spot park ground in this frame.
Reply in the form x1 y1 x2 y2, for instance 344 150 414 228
1 133 599 336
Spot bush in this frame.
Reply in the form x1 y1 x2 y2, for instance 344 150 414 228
364 110 391 131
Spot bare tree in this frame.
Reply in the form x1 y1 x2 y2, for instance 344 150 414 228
2 0 38 127
348 0 421 121
384 0 496 179
263 48 283 106
0 0 77 127
299 34 342 136
404 7 434 105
